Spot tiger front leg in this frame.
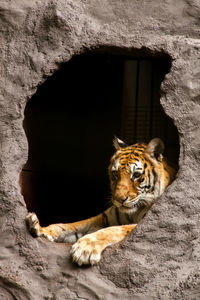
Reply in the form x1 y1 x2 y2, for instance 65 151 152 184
26 212 105 243
26 212 62 242
71 224 136 266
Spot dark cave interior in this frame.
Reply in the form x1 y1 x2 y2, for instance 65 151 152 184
21 53 179 226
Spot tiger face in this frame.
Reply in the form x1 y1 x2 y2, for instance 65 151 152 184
108 137 176 214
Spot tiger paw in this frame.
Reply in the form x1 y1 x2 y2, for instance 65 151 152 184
26 212 41 236
70 234 103 266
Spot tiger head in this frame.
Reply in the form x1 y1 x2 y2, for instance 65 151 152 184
108 137 176 214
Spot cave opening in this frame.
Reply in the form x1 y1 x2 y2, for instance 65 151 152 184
21 52 179 226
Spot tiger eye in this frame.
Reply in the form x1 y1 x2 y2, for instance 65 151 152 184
134 172 141 178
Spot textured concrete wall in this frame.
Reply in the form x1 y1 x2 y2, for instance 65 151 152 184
0 0 200 299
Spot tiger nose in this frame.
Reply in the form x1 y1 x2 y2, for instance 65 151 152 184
114 184 129 203
116 196 129 204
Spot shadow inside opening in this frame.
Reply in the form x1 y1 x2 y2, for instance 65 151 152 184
21 53 179 226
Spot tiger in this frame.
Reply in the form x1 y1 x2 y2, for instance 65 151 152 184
26 137 176 266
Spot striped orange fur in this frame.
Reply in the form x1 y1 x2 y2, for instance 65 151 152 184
26 138 176 266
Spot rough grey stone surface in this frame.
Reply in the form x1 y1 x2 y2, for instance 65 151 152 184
0 0 200 299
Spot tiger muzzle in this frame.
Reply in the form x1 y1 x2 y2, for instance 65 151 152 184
115 196 129 204
113 179 138 205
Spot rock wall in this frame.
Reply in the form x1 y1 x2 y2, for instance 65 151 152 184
0 0 200 299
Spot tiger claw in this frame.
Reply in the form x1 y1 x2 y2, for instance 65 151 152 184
26 212 41 236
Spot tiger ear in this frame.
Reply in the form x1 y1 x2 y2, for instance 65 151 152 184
146 138 164 162
113 136 127 150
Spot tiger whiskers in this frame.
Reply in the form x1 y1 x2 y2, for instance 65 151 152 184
105 195 113 208
133 194 155 209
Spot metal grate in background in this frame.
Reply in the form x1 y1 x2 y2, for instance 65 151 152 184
121 59 179 164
